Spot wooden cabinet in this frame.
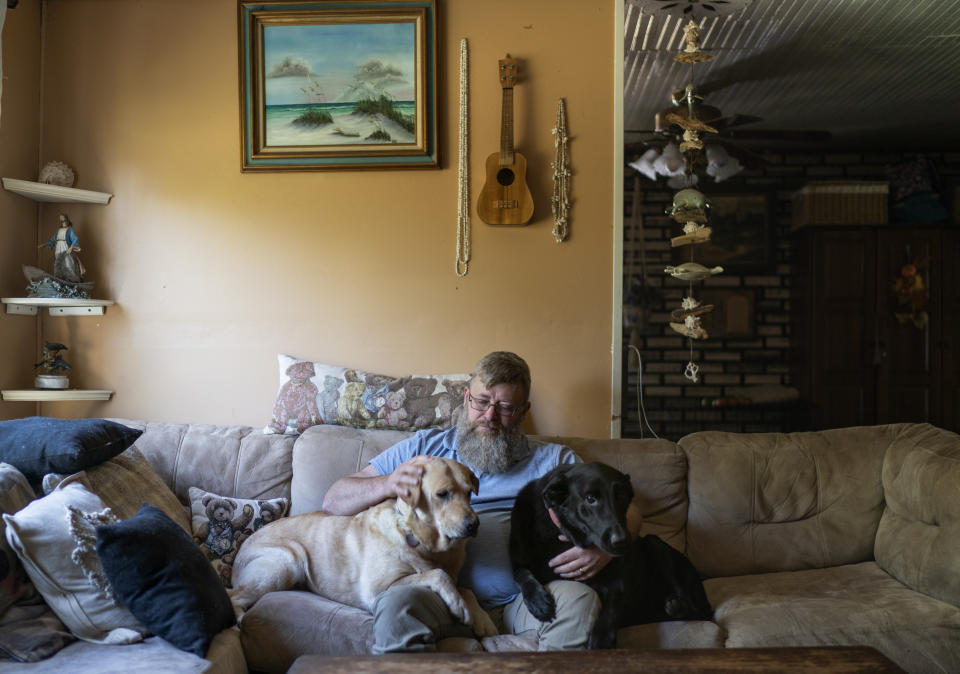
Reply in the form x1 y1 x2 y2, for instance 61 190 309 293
792 226 958 432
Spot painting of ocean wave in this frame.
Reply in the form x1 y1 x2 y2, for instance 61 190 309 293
266 100 416 147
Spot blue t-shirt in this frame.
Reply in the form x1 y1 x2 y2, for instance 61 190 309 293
369 427 579 608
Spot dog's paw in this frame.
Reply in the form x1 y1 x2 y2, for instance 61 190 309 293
446 594 471 625
523 586 556 623
664 594 699 619
664 595 682 618
470 607 499 638
458 588 498 638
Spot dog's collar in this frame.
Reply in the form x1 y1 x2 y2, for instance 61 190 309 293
395 503 420 548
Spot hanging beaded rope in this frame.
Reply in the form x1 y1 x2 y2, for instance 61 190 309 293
551 97 571 243
455 38 471 276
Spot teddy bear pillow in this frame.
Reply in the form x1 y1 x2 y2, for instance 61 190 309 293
188 488 290 587
264 354 471 435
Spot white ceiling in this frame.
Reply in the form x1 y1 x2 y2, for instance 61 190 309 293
624 0 960 152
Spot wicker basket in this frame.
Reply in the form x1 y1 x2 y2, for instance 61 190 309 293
792 180 889 228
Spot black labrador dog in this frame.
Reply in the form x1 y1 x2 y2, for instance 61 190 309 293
509 462 712 649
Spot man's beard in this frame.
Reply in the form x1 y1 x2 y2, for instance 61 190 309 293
454 408 530 475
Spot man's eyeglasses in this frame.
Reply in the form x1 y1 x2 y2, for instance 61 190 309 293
467 392 522 417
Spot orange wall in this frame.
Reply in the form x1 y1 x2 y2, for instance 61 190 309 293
0 3 42 421
28 0 616 437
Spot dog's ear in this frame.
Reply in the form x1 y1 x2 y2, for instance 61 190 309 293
399 470 423 508
542 470 569 508
455 463 479 495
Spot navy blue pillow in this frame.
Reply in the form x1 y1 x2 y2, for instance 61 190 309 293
95 503 236 657
0 417 141 489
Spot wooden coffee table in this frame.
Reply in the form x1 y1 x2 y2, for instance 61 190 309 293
288 646 905 673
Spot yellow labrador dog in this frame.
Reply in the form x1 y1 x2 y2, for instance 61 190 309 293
229 457 497 638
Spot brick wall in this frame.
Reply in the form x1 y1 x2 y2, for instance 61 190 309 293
621 150 960 440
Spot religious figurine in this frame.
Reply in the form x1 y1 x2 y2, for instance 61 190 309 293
40 213 86 284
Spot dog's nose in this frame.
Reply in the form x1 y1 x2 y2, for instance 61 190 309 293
607 528 630 554
464 517 479 537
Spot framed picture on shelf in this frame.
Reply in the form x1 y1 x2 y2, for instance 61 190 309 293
673 193 774 271
238 0 439 171
698 288 756 338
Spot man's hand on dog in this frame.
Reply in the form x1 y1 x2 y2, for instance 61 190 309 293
387 455 435 500
549 539 612 581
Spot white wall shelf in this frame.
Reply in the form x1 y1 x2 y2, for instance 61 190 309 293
1 178 113 204
2 179 117 402
1 389 114 402
2 298 115 316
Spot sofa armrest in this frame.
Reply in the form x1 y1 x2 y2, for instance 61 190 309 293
875 423 960 608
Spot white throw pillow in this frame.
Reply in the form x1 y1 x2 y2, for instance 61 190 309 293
2 481 147 644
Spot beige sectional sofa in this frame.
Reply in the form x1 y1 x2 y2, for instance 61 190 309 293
4 420 959 673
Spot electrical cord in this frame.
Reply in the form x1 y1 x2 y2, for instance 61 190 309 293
628 344 659 439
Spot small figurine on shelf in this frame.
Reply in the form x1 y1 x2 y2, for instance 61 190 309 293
33 341 72 390
23 212 93 298
41 213 86 283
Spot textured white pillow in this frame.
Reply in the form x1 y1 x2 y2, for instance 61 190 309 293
2 481 147 644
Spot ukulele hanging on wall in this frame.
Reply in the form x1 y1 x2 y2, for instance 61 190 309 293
478 54 534 225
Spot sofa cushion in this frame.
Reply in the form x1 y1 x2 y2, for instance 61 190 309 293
874 423 960 608
0 628 247 674
616 620 725 649
96 503 236 657
680 425 891 577
111 420 295 506
705 560 960 674
240 590 374 673
2 481 147 644
64 445 191 532
188 487 290 586
0 417 141 490
291 424 412 515
265 354 470 435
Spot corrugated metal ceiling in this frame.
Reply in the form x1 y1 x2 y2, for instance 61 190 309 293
624 0 960 151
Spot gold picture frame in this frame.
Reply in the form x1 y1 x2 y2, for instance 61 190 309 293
239 0 439 170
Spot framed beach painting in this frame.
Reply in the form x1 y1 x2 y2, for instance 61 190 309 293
239 0 439 170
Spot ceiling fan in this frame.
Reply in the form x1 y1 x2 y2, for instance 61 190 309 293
626 82 831 164
625 82 830 181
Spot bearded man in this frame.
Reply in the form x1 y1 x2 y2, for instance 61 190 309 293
322 351 641 653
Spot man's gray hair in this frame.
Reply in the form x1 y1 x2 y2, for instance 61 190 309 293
472 351 531 402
